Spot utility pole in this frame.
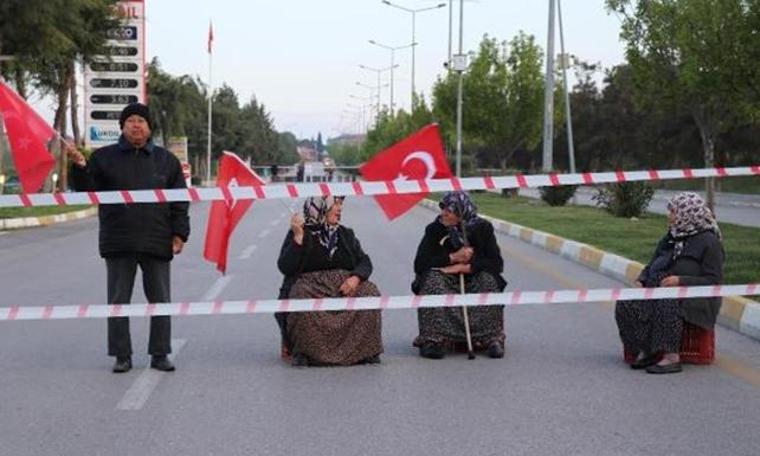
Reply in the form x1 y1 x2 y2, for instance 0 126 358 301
542 0 556 172
557 0 575 173
454 0 465 177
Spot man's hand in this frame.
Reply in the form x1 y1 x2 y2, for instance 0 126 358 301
659 275 680 287
339 275 361 296
64 141 86 168
172 236 185 255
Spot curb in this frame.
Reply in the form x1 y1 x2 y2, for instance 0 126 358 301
0 207 97 231
420 199 760 342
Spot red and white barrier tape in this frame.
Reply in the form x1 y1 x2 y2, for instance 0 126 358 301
2 166 758 208
2 284 756 321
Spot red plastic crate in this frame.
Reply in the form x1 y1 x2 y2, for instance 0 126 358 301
623 322 715 365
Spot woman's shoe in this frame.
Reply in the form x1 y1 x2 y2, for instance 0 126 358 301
291 353 309 368
630 353 660 370
419 343 445 359
645 362 682 374
487 342 505 359
361 355 381 365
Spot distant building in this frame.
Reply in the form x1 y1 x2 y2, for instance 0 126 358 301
296 144 318 162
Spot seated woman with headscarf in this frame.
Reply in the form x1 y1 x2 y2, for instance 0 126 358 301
412 191 508 359
276 196 383 367
616 192 724 374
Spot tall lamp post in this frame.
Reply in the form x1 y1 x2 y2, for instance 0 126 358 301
358 64 397 117
356 81 390 120
368 39 415 114
381 1 446 106
348 95 375 127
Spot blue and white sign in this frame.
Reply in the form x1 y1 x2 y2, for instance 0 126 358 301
84 1 146 149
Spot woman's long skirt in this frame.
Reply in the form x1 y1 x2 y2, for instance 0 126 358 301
413 270 505 350
286 269 383 366
615 298 683 355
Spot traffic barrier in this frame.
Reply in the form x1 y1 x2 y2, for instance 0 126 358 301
1 283 757 321
1 165 758 208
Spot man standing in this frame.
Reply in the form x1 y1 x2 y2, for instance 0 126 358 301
66 103 190 373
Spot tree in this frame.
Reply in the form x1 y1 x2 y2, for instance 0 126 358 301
432 33 544 171
606 0 759 209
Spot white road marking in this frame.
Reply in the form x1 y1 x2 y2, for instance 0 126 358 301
116 338 187 411
238 244 258 260
257 228 271 238
269 219 280 227
202 275 234 301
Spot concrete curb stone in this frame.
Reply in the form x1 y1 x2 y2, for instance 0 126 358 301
0 207 97 231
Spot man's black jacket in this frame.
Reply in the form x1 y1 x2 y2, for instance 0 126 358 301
70 136 190 260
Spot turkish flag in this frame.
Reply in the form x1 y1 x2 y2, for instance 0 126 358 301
207 21 214 54
203 151 265 274
360 123 452 220
0 80 56 193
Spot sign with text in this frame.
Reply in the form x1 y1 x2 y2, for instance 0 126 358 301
84 0 146 149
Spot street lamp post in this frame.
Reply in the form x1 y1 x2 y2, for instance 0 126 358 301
356 81 390 118
358 64 397 117
381 1 446 107
349 94 374 127
368 39 415 114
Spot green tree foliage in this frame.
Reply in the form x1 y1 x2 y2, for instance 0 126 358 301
432 33 544 171
0 0 120 138
605 0 760 207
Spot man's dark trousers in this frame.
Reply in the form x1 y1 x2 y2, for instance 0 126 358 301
106 253 172 356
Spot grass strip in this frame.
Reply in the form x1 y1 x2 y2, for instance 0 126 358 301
0 205 92 219
467 192 760 287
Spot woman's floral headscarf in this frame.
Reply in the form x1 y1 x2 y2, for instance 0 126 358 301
667 192 720 239
438 191 479 249
302 196 345 257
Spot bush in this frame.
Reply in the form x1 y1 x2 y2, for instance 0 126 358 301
592 181 654 217
539 185 577 206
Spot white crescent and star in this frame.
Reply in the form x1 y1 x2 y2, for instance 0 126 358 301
397 150 437 181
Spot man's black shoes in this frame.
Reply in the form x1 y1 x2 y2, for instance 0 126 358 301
112 356 132 373
150 355 175 372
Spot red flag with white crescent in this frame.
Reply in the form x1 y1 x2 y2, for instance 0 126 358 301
0 80 56 193
203 151 264 274
359 123 452 220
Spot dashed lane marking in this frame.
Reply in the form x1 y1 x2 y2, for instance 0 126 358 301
116 338 187 411
239 244 258 260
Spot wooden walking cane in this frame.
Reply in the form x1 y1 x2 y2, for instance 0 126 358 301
459 216 476 360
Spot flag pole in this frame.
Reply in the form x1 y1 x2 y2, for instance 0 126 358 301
206 21 213 185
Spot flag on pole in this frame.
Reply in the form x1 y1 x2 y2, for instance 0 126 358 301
207 21 214 54
359 123 452 220
0 80 56 193
203 151 264 274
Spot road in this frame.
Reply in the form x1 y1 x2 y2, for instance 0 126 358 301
519 187 760 228
1 198 760 456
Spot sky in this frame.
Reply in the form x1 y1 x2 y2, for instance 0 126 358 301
32 0 629 141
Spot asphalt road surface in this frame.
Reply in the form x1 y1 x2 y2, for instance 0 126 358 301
1 198 759 456
519 187 760 228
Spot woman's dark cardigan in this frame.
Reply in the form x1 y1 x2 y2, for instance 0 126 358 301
412 217 507 294
277 225 373 300
638 230 724 329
